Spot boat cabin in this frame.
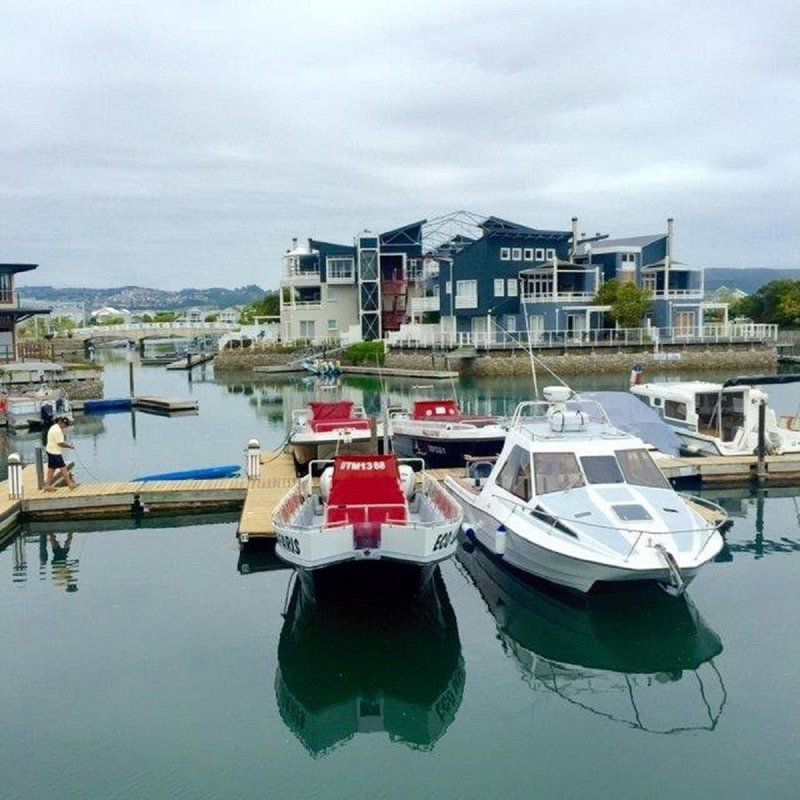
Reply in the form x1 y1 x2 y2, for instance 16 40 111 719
412 400 462 420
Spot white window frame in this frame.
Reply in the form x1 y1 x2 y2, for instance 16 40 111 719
545 248 556 260
326 256 355 281
455 279 478 309
494 278 505 297
505 315 517 333
326 286 337 301
511 248 522 261
445 280 452 294
523 248 534 261
500 248 511 261
507 279 518 297
535 248 545 261
327 319 338 332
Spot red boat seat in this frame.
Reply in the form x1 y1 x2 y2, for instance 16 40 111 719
325 455 408 529
308 401 370 433
412 400 462 421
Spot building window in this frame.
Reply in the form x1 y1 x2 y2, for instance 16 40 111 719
445 281 452 294
511 248 522 261
326 286 337 301
455 280 478 309
505 315 517 333
523 248 533 261
545 248 556 260
299 320 316 340
327 319 338 332
507 279 518 297
535 248 545 261
494 278 505 297
642 274 657 292
500 248 511 261
327 256 355 280
621 253 636 264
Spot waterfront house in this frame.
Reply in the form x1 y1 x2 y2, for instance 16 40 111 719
0 263 52 360
279 221 424 344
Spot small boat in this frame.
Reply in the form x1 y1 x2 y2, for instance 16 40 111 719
134 464 241 481
288 400 373 470
630 368 800 456
273 453 463 571
0 388 73 430
301 357 342 377
83 397 134 413
443 386 727 594
390 399 507 468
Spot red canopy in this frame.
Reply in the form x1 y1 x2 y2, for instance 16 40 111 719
412 400 461 420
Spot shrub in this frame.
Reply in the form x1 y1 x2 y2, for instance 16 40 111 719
345 341 386 366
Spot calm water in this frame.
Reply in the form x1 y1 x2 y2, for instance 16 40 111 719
0 356 798 799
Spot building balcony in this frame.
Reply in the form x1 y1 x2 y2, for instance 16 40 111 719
649 288 704 300
326 270 355 285
454 295 478 310
282 269 321 286
520 290 596 303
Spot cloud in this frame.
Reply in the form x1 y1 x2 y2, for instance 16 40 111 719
2 0 799 288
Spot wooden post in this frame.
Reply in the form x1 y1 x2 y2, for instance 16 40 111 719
757 399 767 481
35 447 44 489
7 453 23 498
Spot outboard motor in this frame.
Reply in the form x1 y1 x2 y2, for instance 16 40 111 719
40 402 55 427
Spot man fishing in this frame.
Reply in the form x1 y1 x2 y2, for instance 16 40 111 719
43 415 78 491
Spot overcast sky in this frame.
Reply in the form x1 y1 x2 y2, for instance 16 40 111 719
3 0 798 290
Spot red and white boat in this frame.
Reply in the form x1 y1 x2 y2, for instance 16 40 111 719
289 400 373 470
273 454 463 571
391 399 507 468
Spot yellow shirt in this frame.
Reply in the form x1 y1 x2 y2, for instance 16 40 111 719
46 424 65 456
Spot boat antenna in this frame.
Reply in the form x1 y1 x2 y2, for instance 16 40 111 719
520 299 539 399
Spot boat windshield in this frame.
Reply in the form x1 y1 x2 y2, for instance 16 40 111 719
533 452 585 495
580 455 624 484
616 448 670 489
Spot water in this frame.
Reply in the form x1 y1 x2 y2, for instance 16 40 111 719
0 356 798 799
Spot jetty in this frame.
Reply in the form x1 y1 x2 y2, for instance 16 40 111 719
165 352 216 370
2 447 800 546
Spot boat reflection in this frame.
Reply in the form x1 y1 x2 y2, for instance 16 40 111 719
275 566 464 756
457 539 727 734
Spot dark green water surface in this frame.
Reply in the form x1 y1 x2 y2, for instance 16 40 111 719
0 357 797 799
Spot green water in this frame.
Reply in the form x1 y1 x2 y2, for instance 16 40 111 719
0 358 798 799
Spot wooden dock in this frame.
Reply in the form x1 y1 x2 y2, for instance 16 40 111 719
2 448 800 547
132 396 199 414
165 353 215 370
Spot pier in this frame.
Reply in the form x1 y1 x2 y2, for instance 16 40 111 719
2 446 800 545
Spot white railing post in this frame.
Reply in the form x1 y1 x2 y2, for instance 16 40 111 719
7 453 23 499
246 439 261 480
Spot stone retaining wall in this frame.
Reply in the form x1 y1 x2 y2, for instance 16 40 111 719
10 378 104 400
213 349 300 371
386 344 777 377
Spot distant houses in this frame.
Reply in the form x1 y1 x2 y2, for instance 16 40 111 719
278 213 719 345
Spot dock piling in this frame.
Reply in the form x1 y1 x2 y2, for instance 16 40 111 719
757 400 767 481
34 447 44 490
7 453 23 499
246 439 261 480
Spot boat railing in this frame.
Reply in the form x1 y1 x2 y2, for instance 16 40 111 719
509 398 611 432
290 404 368 425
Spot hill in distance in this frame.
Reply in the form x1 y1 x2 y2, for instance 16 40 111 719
705 268 800 294
16 284 267 310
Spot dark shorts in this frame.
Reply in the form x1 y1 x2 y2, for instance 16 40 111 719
47 453 66 469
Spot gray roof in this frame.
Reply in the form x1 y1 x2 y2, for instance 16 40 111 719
590 234 664 249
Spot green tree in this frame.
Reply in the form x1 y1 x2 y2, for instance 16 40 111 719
730 279 800 326
593 279 653 328
239 291 280 324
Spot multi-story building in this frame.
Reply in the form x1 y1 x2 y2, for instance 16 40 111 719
0 263 52 360
279 221 424 344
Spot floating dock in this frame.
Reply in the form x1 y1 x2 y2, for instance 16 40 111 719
2 450 800 545
165 353 215 370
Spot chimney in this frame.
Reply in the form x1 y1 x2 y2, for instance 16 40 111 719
292 237 298 250
571 216 579 256
667 218 674 262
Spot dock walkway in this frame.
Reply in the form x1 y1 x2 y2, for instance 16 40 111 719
2 450 800 546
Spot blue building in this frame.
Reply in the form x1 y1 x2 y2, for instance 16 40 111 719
436 216 705 340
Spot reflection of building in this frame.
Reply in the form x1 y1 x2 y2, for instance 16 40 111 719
0 263 52 360
275 567 464 756
458 540 726 734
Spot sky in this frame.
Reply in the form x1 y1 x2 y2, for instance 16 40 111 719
2 0 799 290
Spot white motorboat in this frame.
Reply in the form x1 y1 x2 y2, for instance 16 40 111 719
288 400 374 470
630 371 800 456
391 399 507 468
443 386 727 594
0 387 73 429
273 454 462 571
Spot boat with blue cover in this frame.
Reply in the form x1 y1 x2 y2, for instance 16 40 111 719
83 398 134 413
134 465 241 481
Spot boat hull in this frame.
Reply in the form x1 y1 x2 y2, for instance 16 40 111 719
392 432 505 469
452 486 714 594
